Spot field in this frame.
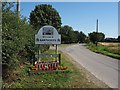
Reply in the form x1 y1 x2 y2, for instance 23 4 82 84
85 42 120 60
2 49 98 88
98 42 120 46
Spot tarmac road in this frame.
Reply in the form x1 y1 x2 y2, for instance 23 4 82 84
59 44 119 88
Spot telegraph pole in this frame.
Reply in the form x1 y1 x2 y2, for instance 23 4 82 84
17 0 20 20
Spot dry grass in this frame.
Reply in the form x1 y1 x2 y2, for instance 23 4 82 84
98 42 120 46
110 47 119 50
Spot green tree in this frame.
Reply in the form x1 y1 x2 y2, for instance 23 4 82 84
85 36 90 43
2 3 36 79
59 26 88 43
74 31 79 43
29 4 62 31
59 25 76 43
78 31 87 43
88 32 105 45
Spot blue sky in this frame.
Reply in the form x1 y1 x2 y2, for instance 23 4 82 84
20 2 118 38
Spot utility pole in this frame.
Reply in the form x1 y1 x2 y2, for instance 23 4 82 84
17 0 20 20
96 19 98 46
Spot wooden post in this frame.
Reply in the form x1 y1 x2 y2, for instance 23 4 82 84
56 44 58 54
17 0 20 20
38 45 39 61
56 45 58 61
38 45 41 62
58 54 61 65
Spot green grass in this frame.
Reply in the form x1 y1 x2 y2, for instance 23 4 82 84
3 49 98 88
40 49 57 61
85 44 120 60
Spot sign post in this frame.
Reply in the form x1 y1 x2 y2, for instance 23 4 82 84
56 44 58 61
29 26 68 74
38 45 41 62
35 25 61 64
56 44 58 54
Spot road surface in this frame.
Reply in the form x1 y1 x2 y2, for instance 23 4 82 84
59 44 119 88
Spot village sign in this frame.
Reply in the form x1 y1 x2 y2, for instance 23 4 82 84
35 26 61 45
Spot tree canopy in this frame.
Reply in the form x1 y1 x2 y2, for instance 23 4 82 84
78 31 87 43
29 4 62 31
59 25 77 43
59 25 87 44
88 32 105 44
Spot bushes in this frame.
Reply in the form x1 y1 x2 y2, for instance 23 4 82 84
2 8 34 78
2 3 49 79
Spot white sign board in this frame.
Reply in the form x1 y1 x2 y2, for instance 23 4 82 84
35 26 61 44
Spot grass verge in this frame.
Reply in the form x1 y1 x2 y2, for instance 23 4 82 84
2 49 98 88
85 44 120 60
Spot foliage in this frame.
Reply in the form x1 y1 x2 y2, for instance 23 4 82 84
78 31 87 43
2 2 14 11
59 25 70 43
88 32 105 44
85 37 90 43
29 4 62 31
74 31 79 42
59 25 87 44
2 3 36 79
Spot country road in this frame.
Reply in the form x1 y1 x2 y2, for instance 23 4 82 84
59 44 119 88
